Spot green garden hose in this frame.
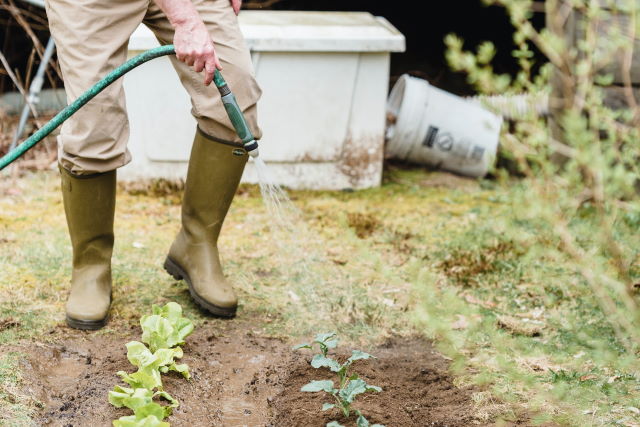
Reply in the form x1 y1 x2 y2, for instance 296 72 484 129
0 44 258 171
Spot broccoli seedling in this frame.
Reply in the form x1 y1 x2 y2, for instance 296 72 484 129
295 333 384 427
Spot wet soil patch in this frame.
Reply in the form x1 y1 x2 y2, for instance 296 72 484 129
273 337 479 427
7 322 481 426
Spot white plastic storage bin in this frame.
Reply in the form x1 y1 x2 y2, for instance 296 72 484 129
120 11 405 189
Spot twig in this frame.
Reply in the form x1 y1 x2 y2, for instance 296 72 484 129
24 46 35 88
0 4 48 27
0 49 39 120
4 0 44 58
243 0 285 9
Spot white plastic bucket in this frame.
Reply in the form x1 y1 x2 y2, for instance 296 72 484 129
386 74 503 178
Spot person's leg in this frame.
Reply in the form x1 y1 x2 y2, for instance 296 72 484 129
144 0 261 316
143 0 261 141
44 0 146 328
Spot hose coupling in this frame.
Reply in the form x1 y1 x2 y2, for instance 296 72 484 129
244 139 259 158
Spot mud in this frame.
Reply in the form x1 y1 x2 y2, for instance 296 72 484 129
273 338 479 427
8 322 481 426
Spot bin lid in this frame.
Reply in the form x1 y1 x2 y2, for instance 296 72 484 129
239 11 405 52
129 11 405 53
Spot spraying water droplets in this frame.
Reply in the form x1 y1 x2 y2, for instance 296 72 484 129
252 156 300 230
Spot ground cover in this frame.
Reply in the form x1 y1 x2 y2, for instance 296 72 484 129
0 166 638 426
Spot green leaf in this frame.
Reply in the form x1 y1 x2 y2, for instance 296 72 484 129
168 362 191 379
122 388 154 411
477 41 496 64
301 380 335 393
109 387 171 420
152 302 181 320
347 350 375 364
326 422 344 427
314 332 336 342
339 379 366 403
140 316 174 352
154 347 183 366
117 369 162 390
108 385 136 408
154 390 179 408
595 73 615 86
125 342 156 369
140 303 194 352
338 379 381 403
322 403 336 411
112 414 169 427
356 414 370 427
135 402 168 420
324 339 339 349
314 332 338 349
311 354 341 372
119 342 186 389
292 343 311 351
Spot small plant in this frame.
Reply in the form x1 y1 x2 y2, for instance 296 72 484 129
108 302 194 426
294 333 384 427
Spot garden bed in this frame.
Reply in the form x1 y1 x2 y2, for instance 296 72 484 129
10 320 478 426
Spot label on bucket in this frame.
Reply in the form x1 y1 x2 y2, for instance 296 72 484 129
422 126 485 161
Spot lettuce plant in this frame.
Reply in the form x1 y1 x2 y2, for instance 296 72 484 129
109 302 194 427
295 333 384 427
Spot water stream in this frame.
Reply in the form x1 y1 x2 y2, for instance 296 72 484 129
252 156 300 229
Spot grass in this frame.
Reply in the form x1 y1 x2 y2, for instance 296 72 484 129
412 180 640 426
0 166 638 426
0 351 40 425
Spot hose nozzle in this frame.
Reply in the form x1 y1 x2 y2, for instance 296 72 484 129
244 140 259 158
213 70 260 158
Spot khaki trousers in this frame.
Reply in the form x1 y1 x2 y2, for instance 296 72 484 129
44 0 262 175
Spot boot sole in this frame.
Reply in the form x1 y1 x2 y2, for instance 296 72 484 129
66 315 108 330
163 256 237 318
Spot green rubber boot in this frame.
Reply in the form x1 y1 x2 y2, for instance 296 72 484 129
60 166 115 330
164 128 248 317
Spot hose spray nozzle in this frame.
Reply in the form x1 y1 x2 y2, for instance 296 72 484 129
213 70 259 158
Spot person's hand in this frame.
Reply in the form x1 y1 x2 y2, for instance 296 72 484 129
230 0 241 15
173 18 222 86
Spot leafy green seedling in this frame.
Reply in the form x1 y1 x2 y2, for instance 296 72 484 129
141 302 194 352
109 386 177 427
294 332 339 357
109 302 194 427
116 341 188 390
295 333 384 427
112 414 169 427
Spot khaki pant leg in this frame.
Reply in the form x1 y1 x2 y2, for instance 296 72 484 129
44 0 148 174
143 0 262 142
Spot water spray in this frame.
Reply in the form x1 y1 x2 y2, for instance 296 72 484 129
0 44 259 171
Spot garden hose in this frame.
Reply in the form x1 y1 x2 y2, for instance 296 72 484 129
0 44 259 171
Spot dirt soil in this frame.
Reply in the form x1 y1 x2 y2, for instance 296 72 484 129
9 320 481 427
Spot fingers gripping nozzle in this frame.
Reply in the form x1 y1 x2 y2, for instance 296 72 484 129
213 71 259 158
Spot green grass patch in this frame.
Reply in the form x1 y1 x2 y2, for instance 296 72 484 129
0 351 41 426
413 180 640 426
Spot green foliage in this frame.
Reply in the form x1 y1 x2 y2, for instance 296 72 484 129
293 332 339 357
420 0 640 423
140 302 194 352
295 333 384 427
109 302 194 426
